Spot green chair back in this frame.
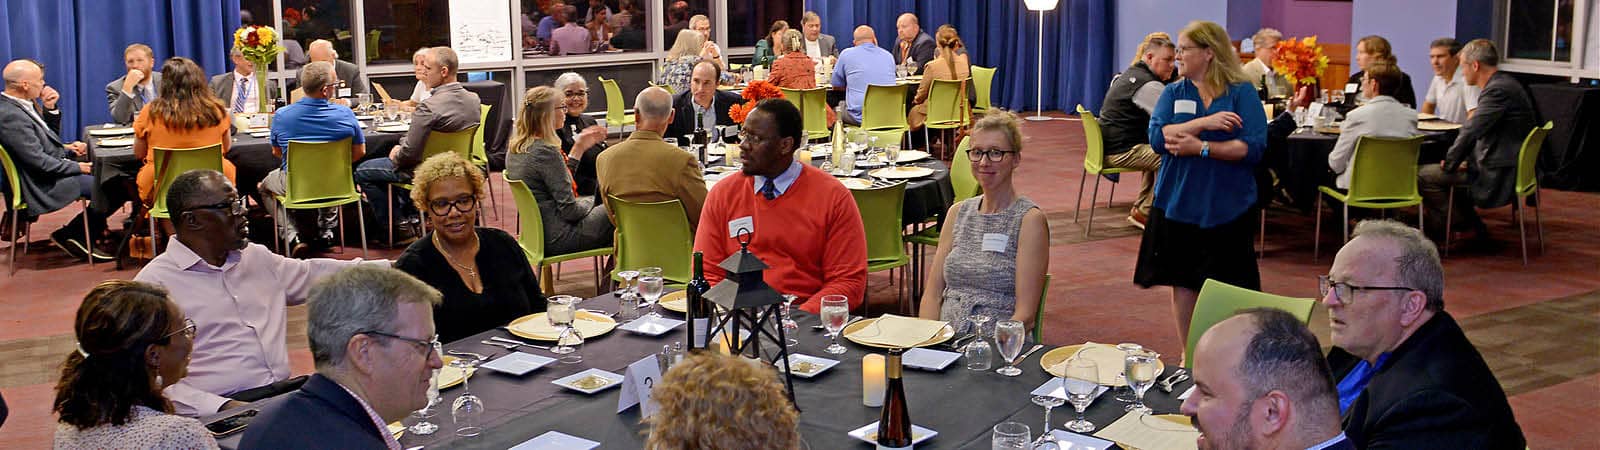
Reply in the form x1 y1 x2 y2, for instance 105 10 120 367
971 66 997 113
1186 279 1317 368
850 181 909 270
1032 273 1051 343
781 87 831 139
508 179 548 265
420 126 479 163
0 145 25 213
1075 105 1115 175
1515 121 1554 196
600 77 637 128
925 78 971 130
951 136 980 203
150 144 226 219
282 139 361 209
470 105 491 165
861 84 910 132
608 195 693 284
1343 135 1424 206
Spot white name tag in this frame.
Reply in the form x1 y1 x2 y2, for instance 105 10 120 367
1174 99 1197 115
337 87 353 98
981 233 1010 253
1344 83 1358 94
728 216 754 238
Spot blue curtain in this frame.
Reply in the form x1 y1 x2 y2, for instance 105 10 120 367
804 0 1114 113
0 0 239 142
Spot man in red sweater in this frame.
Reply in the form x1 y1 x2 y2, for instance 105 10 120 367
693 99 867 313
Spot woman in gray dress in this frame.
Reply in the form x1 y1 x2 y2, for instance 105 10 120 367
917 110 1050 334
505 86 613 255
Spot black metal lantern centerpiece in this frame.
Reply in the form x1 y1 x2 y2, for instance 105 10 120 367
698 231 798 406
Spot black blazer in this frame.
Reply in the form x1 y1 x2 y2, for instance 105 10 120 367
238 374 390 449
664 89 741 143
1327 312 1525 449
0 97 81 219
557 113 607 196
898 32 937 76
1444 71 1539 209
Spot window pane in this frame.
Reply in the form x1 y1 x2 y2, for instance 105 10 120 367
663 0 711 51
728 1 803 48
1506 0 1555 61
525 63 654 118
282 1 356 70
1554 0 1573 62
362 0 453 65
523 0 653 58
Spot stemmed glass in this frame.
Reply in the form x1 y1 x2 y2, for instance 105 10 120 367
994 320 1026 376
778 294 800 346
407 368 442 435
819 295 850 355
449 358 484 437
990 422 1031 449
1113 343 1143 403
1124 349 1160 414
964 314 993 371
1062 357 1100 433
637 267 664 318
1030 394 1065 448
547 295 583 361
615 269 640 295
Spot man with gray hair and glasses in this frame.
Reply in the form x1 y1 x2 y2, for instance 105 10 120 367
1320 219 1523 448
240 265 443 449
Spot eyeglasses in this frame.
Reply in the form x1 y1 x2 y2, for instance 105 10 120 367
737 130 772 147
1317 275 1415 304
426 196 478 216
967 148 1018 162
160 318 197 341
564 89 589 98
362 330 443 357
183 197 247 216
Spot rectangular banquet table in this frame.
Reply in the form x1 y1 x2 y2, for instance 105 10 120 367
209 292 1188 450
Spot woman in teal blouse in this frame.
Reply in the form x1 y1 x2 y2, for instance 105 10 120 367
752 21 789 68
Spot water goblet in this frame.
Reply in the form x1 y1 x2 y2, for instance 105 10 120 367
990 422 1031 450
1030 394 1065 448
779 294 800 346
637 267 664 318
547 295 581 357
1113 342 1143 403
819 295 850 354
1062 357 1100 433
1124 349 1160 414
449 358 484 437
994 320 1026 376
407 368 441 435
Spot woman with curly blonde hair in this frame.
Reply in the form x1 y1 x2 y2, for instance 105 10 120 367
645 353 801 450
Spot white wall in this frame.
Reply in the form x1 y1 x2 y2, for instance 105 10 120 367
1352 0 1457 102
1114 0 1229 72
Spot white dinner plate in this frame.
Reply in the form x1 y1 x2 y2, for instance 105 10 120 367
376 124 410 133
87 126 134 137
847 422 937 445
617 315 685 336
838 178 873 190
96 138 134 147
774 354 840 379
891 150 930 163
478 351 557 376
869 166 935 179
551 368 625 394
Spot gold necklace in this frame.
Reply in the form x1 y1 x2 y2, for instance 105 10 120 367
433 232 480 280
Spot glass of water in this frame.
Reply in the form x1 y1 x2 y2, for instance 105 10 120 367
1124 350 1160 414
547 295 581 357
1063 357 1100 433
408 368 442 435
991 421 1031 450
637 267 664 318
819 295 850 354
994 320 1026 376
1114 343 1143 403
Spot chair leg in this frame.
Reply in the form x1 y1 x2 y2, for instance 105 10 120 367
1073 172 1087 223
539 264 555 295
1257 208 1266 260
1444 190 1454 257
1085 176 1102 237
1313 194 1323 261
336 207 346 255
272 207 281 254
83 200 93 268
387 184 395 248
1342 204 1350 244
1534 189 1545 255
1517 201 1528 266
1107 181 1117 209
356 203 368 259
7 211 17 276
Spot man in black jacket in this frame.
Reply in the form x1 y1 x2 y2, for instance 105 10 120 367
1321 219 1524 449
1 59 116 261
665 61 740 144
893 13 936 76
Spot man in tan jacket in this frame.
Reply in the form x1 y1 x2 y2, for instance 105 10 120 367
596 86 707 230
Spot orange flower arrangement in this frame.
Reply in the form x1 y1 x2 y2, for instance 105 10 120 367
1270 36 1330 86
728 80 784 124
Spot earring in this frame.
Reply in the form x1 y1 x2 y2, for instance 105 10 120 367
155 374 164 388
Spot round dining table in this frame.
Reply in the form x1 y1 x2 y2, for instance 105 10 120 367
1276 126 1458 212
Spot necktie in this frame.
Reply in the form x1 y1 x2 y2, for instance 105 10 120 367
760 178 778 200
234 78 250 113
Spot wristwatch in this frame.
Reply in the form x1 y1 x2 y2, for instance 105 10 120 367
1200 141 1211 159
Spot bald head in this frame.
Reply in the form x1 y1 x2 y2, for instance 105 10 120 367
896 13 920 42
308 39 336 62
3 60 44 98
634 86 675 132
853 26 877 46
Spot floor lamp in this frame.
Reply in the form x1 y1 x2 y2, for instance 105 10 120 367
1024 0 1060 121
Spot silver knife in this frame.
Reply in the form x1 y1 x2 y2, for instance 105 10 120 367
1017 344 1045 362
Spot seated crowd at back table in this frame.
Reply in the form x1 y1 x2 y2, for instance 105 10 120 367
0 9 1533 450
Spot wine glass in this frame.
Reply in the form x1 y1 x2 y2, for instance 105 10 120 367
994 320 1026 377
990 421 1030 450
1030 394 1065 448
819 295 850 354
1124 349 1160 414
1113 342 1143 403
637 267 664 318
547 295 581 357
779 294 800 347
450 358 484 437
615 269 640 295
884 140 900 169
1062 357 1100 433
407 368 441 435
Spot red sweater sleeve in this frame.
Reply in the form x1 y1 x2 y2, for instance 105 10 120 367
798 185 867 314
693 178 736 286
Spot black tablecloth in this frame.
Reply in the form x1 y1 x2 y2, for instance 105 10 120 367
1528 83 1600 192
461 80 510 169
209 293 1187 449
86 125 404 199
1277 128 1455 212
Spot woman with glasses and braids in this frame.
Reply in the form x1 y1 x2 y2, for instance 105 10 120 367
53 280 216 449
394 152 545 342
505 86 614 257
917 110 1049 334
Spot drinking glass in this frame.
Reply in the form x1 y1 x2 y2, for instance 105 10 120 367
450 358 484 437
547 295 581 357
885 141 900 168
968 314 993 336
616 292 640 322
964 314 993 371
354 93 371 111
994 320 1026 376
407 368 441 435
1030 394 1065 448
615 269 640 295
1062 357 1100 433
1113 343 1143 403
819 295 850 354
637 267 665 318
990 421 1031 450
1124 350 1160 414
779 294 800 346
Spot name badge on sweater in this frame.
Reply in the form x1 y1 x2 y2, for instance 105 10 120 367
981 233 1009 253
728 216 754 238
1174 100 1197 115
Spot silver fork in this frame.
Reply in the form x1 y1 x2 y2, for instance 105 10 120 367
488 336 552 351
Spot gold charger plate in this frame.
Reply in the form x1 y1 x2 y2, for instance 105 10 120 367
839 178 873 190
1314 126 1342 134
842 318 955 349
438 355 475 389
87 126 134 137
869 166 935 179
1418 121 1463 131
96 137 135 147
659 290 688 312
1039 343 1165 387
506 311 617 344
387 421 404 439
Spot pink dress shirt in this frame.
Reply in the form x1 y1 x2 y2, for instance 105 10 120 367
135 236 386 416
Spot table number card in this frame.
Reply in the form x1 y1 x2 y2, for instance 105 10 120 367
617 354 664 417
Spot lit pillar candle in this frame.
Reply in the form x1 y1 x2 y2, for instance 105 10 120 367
862 354 886 407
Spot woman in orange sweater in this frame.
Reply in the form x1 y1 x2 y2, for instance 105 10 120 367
132 57 236 207
766 29 836 125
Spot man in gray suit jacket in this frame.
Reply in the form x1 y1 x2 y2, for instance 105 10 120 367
2 60 115 261
354 47 481 239
209 45 268 113
1329 62 1418 190
104 43 161 124
801 11 839 60
1418 39 1537 243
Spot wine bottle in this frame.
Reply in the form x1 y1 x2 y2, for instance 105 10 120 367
692 111 709 164
877 349 913 449
686 251 712 349
1259 74 1269 102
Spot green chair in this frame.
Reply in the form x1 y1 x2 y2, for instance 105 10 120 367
780 87 832 140
971 66 997 115
1186 279 1317 368
599 77 636 136
1073 105 1136 237
1314 135 1424 261
508 180 613 295
858 83 911 150
1445 121 1552 265
149 144 227 255
386 125 479 247
903 136 979 299
470 104 500 220
851 181 911 312
0 145 93 275
923 78 972 155
607 195 693 285
275 139 366 258
366 30 381 61
1032 273 1052 343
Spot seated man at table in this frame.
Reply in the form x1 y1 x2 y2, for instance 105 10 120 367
598 86 707 228
1182 308 1352 450
261 61 366 256
1418 39 1537 245
209 45 263 114
135 169 386 416
1242 28 1292 99
801 11 838 63
549 5 592 56
239 265 442 449
689 14 725 66
894 13 936 75
1421 38 1479 125
665 61 741 142
354 46 481 242
304 39 370 101
105 43 160 124
830 26 896 126
1098 32 1176 228
1322 219 1524 448
1 59 114 261
693 99 866 313
1328 61 1417 190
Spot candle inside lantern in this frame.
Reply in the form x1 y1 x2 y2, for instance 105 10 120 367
862 354 886 407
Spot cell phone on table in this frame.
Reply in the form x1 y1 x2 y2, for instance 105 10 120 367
204 408 258 437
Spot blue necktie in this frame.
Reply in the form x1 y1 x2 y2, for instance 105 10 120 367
233 78 250 113
760 178 778 200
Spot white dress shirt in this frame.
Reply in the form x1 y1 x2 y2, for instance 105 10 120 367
1328 95 1419 189
805 39 822 60
1424 66 1479 124
410 80 432 103
230 71 259 113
